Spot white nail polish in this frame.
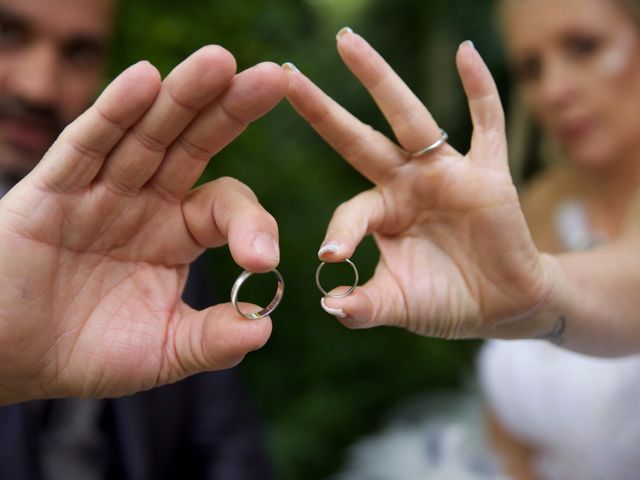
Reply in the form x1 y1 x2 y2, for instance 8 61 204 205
282 62 299 73
321 297 347 318
318 242 340 258
336 26 353 40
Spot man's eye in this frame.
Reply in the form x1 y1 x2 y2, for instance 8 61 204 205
0 20 27 48
63 42 103 69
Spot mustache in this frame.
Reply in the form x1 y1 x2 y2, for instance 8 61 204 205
0 96 65 137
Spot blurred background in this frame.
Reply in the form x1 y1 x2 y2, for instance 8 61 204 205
111 1 512 478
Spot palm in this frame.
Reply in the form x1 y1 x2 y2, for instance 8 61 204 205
0 48 286 404
371 151 543 337
0 182 195 398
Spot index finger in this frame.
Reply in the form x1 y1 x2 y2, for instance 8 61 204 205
35 61 161 192
284 63 405 185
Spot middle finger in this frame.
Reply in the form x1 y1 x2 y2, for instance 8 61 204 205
99 45 237 194
336 28 443 154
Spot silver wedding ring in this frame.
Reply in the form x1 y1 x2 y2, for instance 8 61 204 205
231 269 284 319
315 259 359 298
409 128 448 157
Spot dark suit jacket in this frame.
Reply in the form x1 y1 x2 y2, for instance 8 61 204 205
0 255 272 480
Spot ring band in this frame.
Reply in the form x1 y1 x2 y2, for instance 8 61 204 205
409 128 448 157
231 269 284 319
315 259 359 298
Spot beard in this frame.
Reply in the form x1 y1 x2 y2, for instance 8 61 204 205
0 95 66 182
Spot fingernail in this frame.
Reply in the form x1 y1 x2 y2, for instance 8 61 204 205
461 40 475 50
318 242 340 258
252 233 279 264
282 62 299 73
321 297 347 318
337 26 353 40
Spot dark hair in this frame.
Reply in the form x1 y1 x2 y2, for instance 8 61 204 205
499 0 640 24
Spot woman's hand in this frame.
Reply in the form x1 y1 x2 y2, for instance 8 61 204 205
0 46 287 404
285 30 554 340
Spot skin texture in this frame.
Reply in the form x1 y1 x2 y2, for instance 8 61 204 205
0 38 289 403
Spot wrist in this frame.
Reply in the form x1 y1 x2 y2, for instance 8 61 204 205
484 252 569 342
524 253 570 343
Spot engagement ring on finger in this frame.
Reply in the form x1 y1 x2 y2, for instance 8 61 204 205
409 128 449 157
231 269 284 319
315 259 359 298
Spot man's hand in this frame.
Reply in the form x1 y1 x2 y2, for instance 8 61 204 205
0 46 287 404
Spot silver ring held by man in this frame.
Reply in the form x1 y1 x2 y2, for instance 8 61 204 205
231 269 285 319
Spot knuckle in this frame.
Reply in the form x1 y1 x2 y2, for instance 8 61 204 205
216 176 255 198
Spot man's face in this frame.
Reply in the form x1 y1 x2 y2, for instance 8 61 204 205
0 0 115 180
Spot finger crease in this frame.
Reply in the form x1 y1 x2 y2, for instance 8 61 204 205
67 139 107 164
132 127 170 153
219 101 248 129
306 102 332 127
102 178 140 197
177 136 213 163
94 105 131 133
341 125 374 160
166 88 202 115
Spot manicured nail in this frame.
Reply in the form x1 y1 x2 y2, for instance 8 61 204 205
252 233 279 264
282 62 299 73
318 242 340 258
461 40 475 50
337 26 353 40
321 297 347 318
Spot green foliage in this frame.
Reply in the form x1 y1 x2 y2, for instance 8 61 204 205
109 1 504 478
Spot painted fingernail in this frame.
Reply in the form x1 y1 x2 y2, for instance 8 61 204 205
321 297 347 318
461 40 475 50
282 62 299 73
252 233 279 264
318 242 340 258
337 26 353 40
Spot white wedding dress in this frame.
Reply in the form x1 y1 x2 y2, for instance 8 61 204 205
335 200 640 480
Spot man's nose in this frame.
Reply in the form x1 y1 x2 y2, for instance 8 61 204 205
9 43 60 108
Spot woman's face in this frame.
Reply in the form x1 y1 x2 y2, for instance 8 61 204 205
503 0 640 170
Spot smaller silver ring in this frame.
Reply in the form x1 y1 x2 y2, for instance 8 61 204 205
409 128 448 157
315 259 359 298
231 269 284 319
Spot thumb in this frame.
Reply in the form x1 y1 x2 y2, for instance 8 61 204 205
320 268 408 330
162 302 272 381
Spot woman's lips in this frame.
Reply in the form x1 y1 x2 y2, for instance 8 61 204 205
556 118 594 144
